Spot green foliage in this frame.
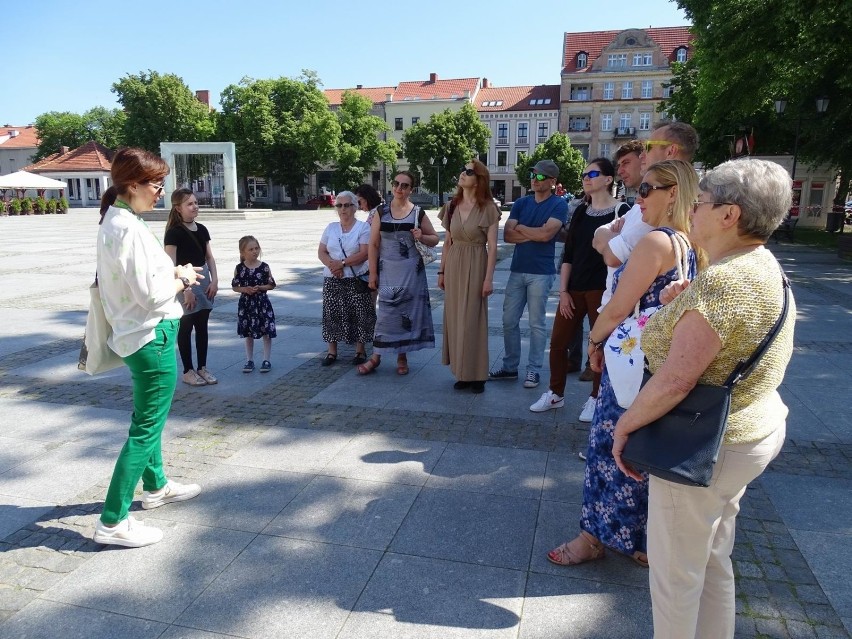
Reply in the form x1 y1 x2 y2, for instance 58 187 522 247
402 103 491 199
218 74 341 208
514 133 586 195
331 91 399 191
46 199 58 214
32 197 47 214
112 70 216 152
20 198 32 213
9 199 21 215
58 197 69 213
33 107 125 160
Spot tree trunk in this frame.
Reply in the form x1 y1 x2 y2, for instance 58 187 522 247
289 182 301 209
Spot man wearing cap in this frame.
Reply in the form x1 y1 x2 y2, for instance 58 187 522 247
490 159 568 389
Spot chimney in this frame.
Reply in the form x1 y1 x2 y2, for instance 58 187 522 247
429 72 438 83
195 90 210 106
482 78 489 88
59 146 69 155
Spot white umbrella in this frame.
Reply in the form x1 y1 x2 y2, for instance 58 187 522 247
0 170 67 190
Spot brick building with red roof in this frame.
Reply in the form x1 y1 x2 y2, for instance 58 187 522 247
24 141 114 207
560 26 692 163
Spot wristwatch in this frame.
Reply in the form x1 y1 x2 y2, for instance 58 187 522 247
179 276 191 290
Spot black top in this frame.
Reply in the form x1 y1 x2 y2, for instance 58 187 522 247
164 223 211 266
562 203 628 291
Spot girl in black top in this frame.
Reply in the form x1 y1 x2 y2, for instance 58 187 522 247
164 188 219 386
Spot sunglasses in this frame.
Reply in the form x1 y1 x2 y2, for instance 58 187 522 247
581 170 602 180
643 140 675 153
529 172 552 181
148 181 165 193
391 180 412 189
334 202 355 209
692 199 734 213
638 182 674 198
460 168 475 176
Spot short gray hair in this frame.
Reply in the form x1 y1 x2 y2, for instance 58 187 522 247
335 190 357 205
698 158 792 240
654 121 699 161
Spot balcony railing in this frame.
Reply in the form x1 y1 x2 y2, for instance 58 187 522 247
497 137 508 145
517 137 528 145
614 127 637 137
570 93 590 101
537 136 548 144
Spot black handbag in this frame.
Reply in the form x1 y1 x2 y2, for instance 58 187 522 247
621 267 791 487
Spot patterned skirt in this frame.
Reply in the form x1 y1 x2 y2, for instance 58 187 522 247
322 277 376 344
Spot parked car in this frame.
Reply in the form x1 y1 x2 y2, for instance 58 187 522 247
304 193 335 210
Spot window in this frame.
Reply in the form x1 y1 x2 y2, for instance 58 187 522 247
619 113 633 130
67 178 77 199
662 84 674 98
248 177 268 199
599 143 611 158
411 116 419 125
478 152 488 164
676 47 688 63
517 122 529 144
394 117 403 131
528 98 552 105
497 122 508 145
603 82 614 100
621 82 633 99
86 178 101 201
641 80 653 99
497 151 507 167
633 52 652 66
639 112 651 131
600 113 613 131
570 85 590 101
568 115 591 132
577 52 588 68
607 53 627 67
573 144 590 160
537 121 549 142
480 100 504 107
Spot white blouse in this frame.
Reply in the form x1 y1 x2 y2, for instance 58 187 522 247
320 220 370 278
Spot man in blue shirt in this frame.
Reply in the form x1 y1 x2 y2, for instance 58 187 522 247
490 160 568 388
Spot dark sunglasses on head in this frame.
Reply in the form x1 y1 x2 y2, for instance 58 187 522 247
581 170 602 180
334 202 355 209
460 168 475 176
391 180 411 189
638 182 674 198
529 172 551 181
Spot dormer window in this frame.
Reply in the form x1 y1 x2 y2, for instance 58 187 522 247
676 47 688 62
577 52 588 68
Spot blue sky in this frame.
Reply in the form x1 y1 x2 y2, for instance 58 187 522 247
4 0 688 125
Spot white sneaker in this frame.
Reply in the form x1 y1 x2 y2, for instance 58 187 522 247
93 516 163 548
141 480 201 510
578 396 597 423
530 390 564 412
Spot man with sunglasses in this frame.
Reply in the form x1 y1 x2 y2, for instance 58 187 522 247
490 160 567 388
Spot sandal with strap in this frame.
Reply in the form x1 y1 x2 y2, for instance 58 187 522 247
357 357 380 375
397 356 409 376
547 532 606 567
630 551 649 568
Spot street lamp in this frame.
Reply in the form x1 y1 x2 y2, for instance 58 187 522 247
429 156 448 206
774 96 830 180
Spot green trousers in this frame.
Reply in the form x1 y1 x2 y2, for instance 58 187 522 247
101 319 179 525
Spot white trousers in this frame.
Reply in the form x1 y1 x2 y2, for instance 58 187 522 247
647 423 786 639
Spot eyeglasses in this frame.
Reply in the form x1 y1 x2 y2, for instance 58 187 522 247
391 180 412 190
692 200 734 213
460 168 475 176
637 182 674 198
334 202 355 209
643 140 675 153
529 172 552 181
581 170 602 180
148 181 165 193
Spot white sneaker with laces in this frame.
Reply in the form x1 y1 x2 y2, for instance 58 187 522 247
141 480 201 510
578 396 597 423
93 516 163 548
530 390 564 413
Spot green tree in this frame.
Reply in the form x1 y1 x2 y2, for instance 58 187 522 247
112 70 216 152
218 74 341 208
331 91 400 191
402 103 491 205
514 133 586 195
669 0 852 204
33 108 125 160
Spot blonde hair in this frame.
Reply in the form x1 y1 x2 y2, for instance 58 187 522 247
166 188 194 230
238 235 261 261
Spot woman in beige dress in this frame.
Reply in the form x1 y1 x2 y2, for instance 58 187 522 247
437 159 500 393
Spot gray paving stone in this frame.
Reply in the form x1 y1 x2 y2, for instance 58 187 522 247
0 497 55 540
262 475 420 550
223 426 353 473
44 520 255 623
175 535 382 639
390 487 538 571
518 572 652 639
158 628 239 639
790 530 852 623
321 433 447 485
339 553 524 639
0 598 167 639
540 452 586 503
424 442 548 498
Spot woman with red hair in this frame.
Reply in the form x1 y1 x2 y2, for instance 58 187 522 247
437 159 500 393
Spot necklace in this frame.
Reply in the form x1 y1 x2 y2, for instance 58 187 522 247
586 203 617 217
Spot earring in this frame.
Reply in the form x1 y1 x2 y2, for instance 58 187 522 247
667 204 674 217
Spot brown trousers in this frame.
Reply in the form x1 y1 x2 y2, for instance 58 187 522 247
548 289 603 397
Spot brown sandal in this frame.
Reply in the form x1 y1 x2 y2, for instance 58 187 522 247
630 551 649 568
396 356 409 376
357 356 380 375
547 532 606 566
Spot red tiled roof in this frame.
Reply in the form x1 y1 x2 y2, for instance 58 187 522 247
562 26 693 73
393 76 480 101
324 86 397 106
24 141 113 173
476 85 561 112
0 125 39 148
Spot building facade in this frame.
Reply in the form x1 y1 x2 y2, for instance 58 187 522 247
560 27 692 160
24 141 113 207
0 125 38 176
